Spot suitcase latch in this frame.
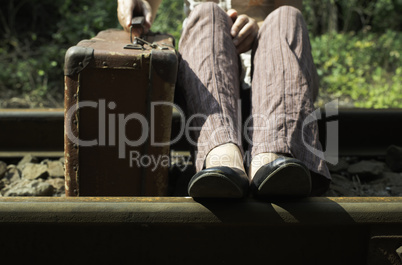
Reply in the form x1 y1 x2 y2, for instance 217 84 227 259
124 16 169 51
125 37 169 50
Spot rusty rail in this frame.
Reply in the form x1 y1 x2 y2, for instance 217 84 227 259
1 108 402 159
1 109 402 263
0 197 401 264
171 108 402 157
0 109 64 158
0 196 401 224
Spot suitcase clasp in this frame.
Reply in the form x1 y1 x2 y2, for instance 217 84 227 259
125 16 146 50
125 17 170 50
125 37 169 50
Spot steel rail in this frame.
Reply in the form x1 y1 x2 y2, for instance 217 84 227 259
0 108 64 158
0 197 401 264
2 110 402 264
1 108 402 159
171 107 402 157
0 196 401 225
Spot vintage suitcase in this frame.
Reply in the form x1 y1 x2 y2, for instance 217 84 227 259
64 29 178 196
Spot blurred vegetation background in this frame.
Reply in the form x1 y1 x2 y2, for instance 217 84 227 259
0 0 401 108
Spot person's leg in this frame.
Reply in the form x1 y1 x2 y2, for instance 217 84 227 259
177 2 244 173
249 6 330 196
177 3 248 198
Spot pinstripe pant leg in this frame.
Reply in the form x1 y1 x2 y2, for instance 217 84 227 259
177 2 243 172
250 6 331 181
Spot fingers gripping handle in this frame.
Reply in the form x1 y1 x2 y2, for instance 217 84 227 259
130 16 145 44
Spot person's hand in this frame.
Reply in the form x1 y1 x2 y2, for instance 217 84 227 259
227 9 259 54
117 0 152 35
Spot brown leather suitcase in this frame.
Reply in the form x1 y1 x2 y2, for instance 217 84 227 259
64 29 178 196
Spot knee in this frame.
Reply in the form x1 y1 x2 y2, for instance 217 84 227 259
263 5 305 28
258 5 307 40
188 2 227 21
193 2 222 13
272 5 303 20
183 2 231 36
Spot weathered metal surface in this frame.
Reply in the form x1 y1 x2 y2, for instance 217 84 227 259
0 109 64 158
2 108 402 159
64 46 94 76
0 197 402 224
171 108 402 158
0 197 401 264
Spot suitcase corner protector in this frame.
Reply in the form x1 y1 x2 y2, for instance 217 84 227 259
64 46 94 76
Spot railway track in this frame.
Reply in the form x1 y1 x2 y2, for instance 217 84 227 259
1 108 402 158
0 109 64 159
1 108 402 264
0 197 401 264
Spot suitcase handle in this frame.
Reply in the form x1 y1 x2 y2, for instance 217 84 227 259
130 16 145 44
125 16 171 51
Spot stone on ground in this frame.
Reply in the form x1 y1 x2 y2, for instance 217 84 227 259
386 145 402 172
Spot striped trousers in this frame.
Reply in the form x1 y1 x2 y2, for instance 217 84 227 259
176 2 331 194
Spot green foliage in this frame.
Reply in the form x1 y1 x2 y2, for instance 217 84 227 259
0 0 401 109
311 30 402 108
0 0 120 104
302 0 402 34
152 0 184 47
302 0 402 108
53 1 120 46
0 0 183 105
